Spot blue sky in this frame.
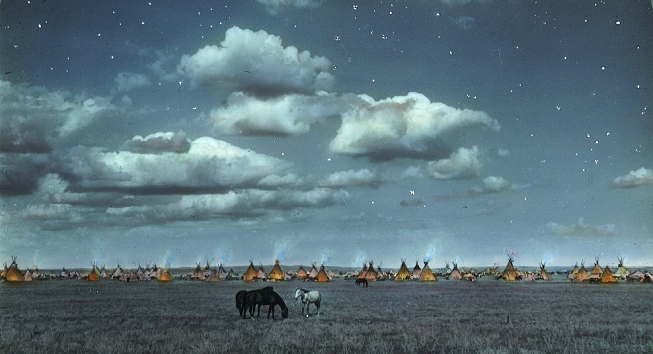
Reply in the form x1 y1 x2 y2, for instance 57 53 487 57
1 0 652 269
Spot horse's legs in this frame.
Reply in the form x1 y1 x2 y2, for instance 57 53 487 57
257 304 261 318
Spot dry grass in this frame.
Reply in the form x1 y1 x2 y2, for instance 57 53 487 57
1 278 652 354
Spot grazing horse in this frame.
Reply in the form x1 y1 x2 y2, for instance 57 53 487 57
355 278 368 287
294 288 321 316
245 287 288 319
238 286 273 318
235 290 248 317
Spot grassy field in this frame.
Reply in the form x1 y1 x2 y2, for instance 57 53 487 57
1 277 652 354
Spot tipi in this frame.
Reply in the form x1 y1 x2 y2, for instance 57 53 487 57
87 263 101 281
615 257 629 280
394 259 411 281
360 261 378 282
307 264 319 280
574 262 590 282
257 264 267 280
501 256 518 281
539 261 551 281
599 265 617 283
589 257 602 283
190 263 206 280
5 257 25 282
448 262 463 280
316 265 330 282
568 263 579 281
242 261 258 281
419 261 437 282
268 260 285 281
411 261 422 280
357 263 368 279
206 268 220 282
296 265 308 280
157 267 173 282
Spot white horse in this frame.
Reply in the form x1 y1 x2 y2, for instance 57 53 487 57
294 288 321 317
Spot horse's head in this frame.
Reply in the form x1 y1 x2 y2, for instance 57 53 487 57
281 306 289 319
294 288 302 300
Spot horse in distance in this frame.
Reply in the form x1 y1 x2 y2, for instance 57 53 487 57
355 278 368 287
294 288 321 316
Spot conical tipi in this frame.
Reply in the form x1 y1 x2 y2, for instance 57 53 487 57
419 261 437 282
501 256 518 281
308 264 319 280
316 265 330 282
599 265 617 283
589 257 602 283
5 257 25 282
268 260 285 281
615 257 629 280
296 265 308 280
539 261 551 281
361 261 378 282
448 262 462 280
411 261 421 280
574 262 590 282
242 261 258 281
394 259 411 281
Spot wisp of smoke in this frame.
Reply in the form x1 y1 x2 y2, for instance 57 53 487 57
352 253 366 268
321 252 332 265
92 248 107 267
32 250 42 268
215 250 229 265
541 253 555 265
274 242 289 262
424 246 437 263
162 250 177 268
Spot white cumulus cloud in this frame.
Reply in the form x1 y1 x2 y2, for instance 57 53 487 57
178 26 334 95
469 176 530 194
427 146 481 179
122 131 191 154
612 167 653 188
329 92 499 160
210 91 346 136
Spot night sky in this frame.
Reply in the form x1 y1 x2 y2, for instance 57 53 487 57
1 0 652 269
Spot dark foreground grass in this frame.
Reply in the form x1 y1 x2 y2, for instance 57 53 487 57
1 279 652 354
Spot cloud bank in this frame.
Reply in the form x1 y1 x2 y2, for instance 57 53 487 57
318 169 378 188
62 137 292 193
0 80 115 153
545 218 616 237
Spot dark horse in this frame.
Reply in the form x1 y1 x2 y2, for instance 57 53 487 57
235 290 248 317
238 286 289 319
355 278 368 287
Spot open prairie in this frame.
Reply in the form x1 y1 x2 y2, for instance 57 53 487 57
1 277 652 354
